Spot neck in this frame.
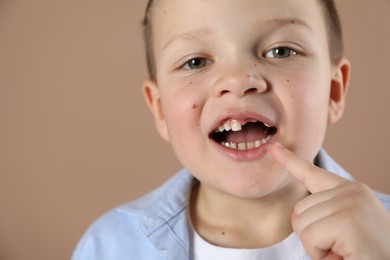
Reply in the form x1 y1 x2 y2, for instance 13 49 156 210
190 180 308 249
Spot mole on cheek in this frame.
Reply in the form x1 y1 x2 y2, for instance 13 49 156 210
192 104 197 109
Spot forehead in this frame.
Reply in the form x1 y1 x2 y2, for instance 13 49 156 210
153 0 327 55
155 0 323 20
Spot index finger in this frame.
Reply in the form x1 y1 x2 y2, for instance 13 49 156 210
270 143 348 193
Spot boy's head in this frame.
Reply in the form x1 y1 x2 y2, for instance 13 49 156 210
143 0 344 81
142 0 350 199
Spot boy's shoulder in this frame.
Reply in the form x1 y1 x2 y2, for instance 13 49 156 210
119 168 194 216
72 169 195 260
93 167 195 234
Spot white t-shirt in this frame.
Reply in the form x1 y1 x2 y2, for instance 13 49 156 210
193 230 308 260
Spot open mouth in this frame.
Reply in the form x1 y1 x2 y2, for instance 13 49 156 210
210 119 278 151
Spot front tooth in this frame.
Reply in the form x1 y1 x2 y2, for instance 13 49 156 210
238 143 246 150
231 120 242 132
224 122 231 131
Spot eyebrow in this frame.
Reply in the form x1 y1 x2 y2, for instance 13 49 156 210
162 27 214 51
162 18 312 51
262 18 313 32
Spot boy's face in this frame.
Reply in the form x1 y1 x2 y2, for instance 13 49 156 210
144 0 349 198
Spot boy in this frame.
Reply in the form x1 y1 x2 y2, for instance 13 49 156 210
73 0 390 259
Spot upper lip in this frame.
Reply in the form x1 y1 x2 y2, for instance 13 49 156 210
209 110 278 134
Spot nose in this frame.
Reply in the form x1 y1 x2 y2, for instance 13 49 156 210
212 66 268 97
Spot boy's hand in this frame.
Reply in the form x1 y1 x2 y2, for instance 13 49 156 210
271 143 390 260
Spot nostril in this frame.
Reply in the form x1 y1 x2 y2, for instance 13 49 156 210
220 87 259 96
220 90 230 96
244 87 258 94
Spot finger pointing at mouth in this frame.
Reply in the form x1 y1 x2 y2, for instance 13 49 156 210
270 143 348 194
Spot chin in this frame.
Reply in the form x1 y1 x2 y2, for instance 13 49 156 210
219 168 292 199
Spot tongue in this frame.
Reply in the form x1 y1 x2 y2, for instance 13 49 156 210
225 122 268 144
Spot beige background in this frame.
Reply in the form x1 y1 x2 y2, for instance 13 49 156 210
0 0 389 259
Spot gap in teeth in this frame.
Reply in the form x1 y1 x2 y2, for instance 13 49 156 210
221 135 273 150
216 119 244 133
215 119 274 133
215 119 242 133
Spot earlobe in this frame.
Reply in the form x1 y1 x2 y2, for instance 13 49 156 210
142 80 170 142
328 58 351 125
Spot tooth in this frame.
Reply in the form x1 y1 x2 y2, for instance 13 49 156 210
224 122 231 131
238 143 246 150
222 142 230 148
264 122 272 128
230 143 237 149
218 126 225 132
266 135 272 141
261 138 268 145
255 140 262 148
247 142 255 149
231 120 242 132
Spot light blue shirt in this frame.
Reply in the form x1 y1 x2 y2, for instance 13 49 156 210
72 150 390 260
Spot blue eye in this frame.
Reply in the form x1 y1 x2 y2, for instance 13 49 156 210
265 47 297 59
183 57 211 70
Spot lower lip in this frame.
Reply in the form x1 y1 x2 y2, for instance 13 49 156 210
211 138 276 161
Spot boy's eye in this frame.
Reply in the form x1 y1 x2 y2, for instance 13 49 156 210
265 47 297 59
183 57 211 70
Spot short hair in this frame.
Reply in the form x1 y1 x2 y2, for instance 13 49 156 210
142 0 344 81
142 0 157 80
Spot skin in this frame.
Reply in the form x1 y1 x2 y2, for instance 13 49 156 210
142 0 390 258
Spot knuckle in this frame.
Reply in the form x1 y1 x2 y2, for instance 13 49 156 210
300 221 315 240
345 181 374 198
294 200 305 214
300 226 317 250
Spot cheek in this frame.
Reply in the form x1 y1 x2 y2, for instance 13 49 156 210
281 75 330 158
286 69 330 114
297 88 329 129
160 86 204 139
160 76 206 109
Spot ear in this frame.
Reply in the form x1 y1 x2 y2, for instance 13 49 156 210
328 58 351 125
142 80 170 142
